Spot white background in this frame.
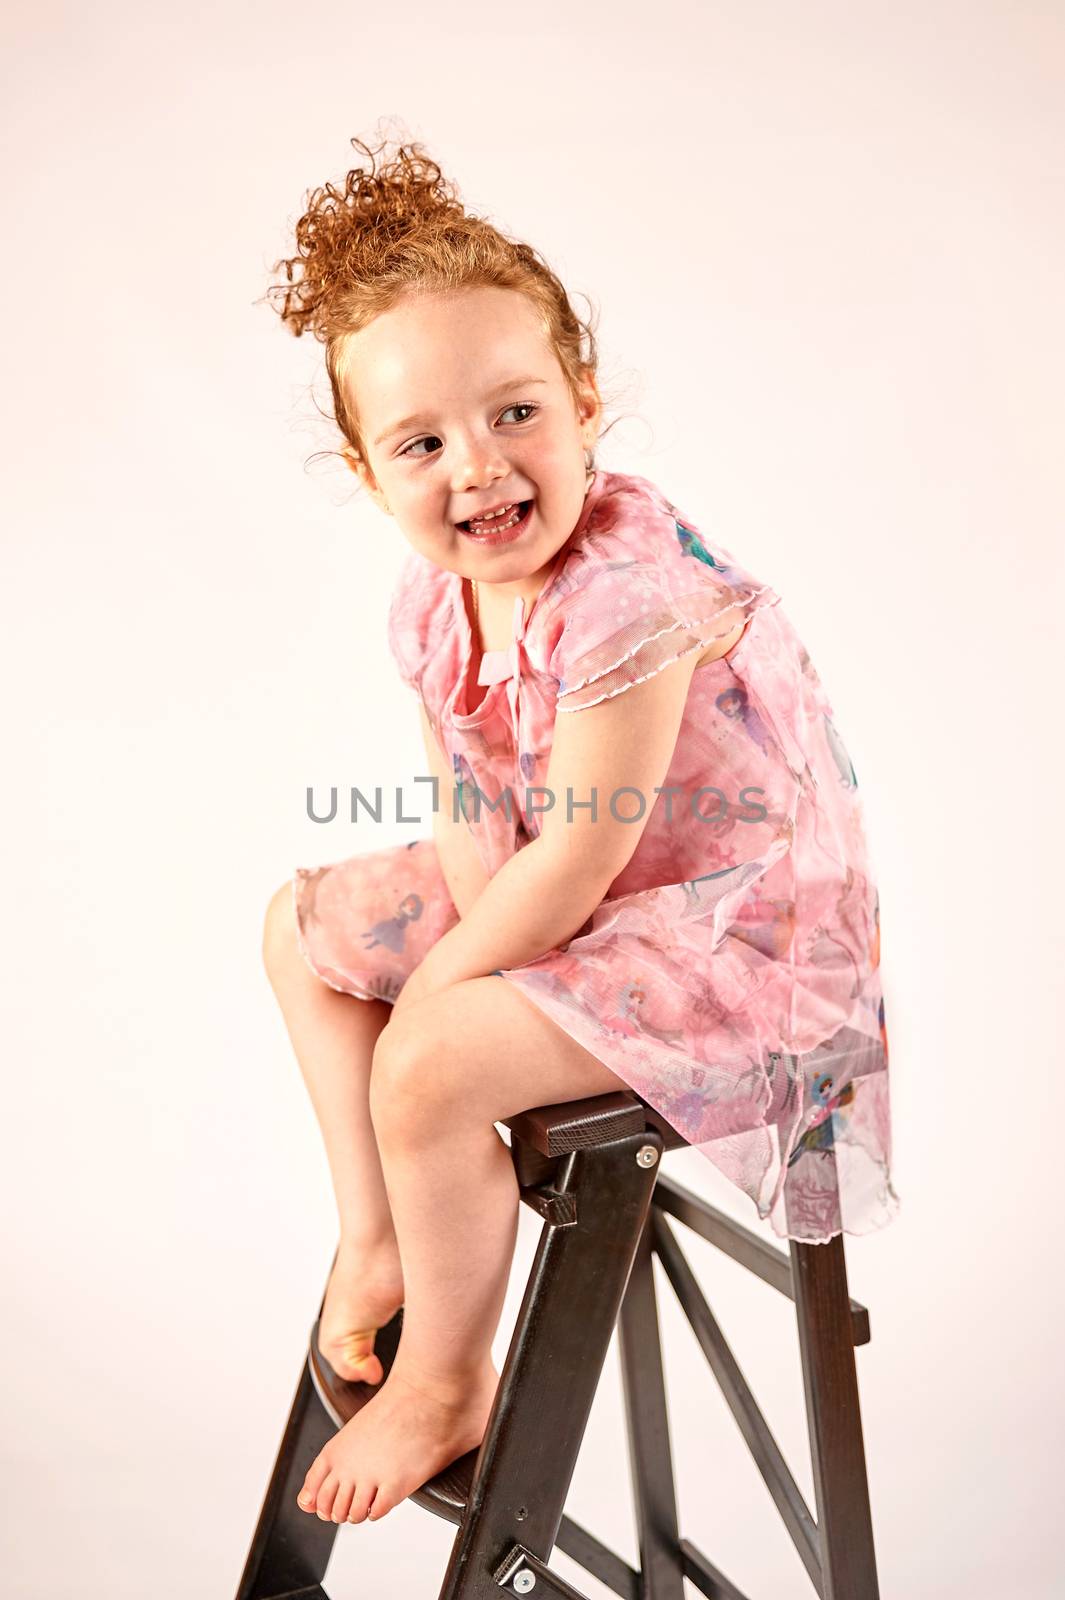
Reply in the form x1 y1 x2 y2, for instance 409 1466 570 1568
3 2 1062 1595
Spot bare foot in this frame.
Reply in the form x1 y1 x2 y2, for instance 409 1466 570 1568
297 1359 499 1524
318 1236 405 1386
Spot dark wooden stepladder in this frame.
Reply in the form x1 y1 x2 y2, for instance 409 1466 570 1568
236 1036 885 1600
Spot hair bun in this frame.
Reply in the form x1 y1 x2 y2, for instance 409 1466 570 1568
267 130 463 342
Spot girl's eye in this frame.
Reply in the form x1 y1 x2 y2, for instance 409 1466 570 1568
399 402 539 459
400 435 442 459
499 402 538 425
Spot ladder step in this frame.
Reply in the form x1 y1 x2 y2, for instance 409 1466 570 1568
263 1589 330 1600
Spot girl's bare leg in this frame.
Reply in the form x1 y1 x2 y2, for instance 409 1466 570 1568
295 974 628 1526
262 881 403 1384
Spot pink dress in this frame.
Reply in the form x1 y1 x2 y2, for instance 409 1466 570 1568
293 469 900 1243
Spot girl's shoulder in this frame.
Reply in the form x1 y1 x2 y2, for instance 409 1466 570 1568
548 469 673 589
545 468 776 606
534 469 782 712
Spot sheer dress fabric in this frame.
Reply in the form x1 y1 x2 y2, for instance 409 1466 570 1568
293 470 900 1243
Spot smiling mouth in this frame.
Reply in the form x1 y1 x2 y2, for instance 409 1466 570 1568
457 499 533 533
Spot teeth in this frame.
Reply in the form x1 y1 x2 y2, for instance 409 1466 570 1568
471 503 516 523
467 501 524 533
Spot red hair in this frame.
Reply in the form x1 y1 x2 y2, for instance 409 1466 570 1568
266 124 616 468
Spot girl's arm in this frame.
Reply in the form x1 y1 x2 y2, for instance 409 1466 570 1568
405 645 709 997
418 701 491 919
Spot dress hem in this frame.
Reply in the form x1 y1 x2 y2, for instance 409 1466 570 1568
290 871 396 1005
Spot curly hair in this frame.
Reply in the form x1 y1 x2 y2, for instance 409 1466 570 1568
265 125 609 468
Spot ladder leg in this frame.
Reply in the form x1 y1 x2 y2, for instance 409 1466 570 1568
437 1128 663 1600
789 1168 881 1600
618 1217 685 1599
235 1356 339 1600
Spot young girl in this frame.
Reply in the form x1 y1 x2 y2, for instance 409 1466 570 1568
262 133 899 1528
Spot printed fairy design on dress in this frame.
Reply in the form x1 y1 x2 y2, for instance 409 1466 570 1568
666 1056 769 1139
360 892 424 952
293 866 410 1004
603 978 686 1046
714 683 773 755
603 978 645 1038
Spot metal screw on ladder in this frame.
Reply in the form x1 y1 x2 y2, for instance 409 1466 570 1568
636 1144 659 1168
512 1568 536 1594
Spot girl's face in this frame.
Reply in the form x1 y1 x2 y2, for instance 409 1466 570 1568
341 286 600 595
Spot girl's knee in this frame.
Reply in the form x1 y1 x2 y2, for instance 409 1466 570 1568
369 999 487 1142
368 1017 433 1133
262 879 299 985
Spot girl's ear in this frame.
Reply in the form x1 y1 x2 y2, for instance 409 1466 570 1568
343 449 392 516
576 372 603 449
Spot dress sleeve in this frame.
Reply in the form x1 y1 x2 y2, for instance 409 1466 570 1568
387 549 432 695
550 499 781 714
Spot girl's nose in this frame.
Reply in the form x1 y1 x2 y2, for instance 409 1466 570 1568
450 436 510 493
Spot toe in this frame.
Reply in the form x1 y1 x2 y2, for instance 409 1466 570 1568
348 1481 378 1525
366 1485 395 1521
335 1329 384 1386
315 1473 339 1521
332 1480 356 1524
298 1452 332 1513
